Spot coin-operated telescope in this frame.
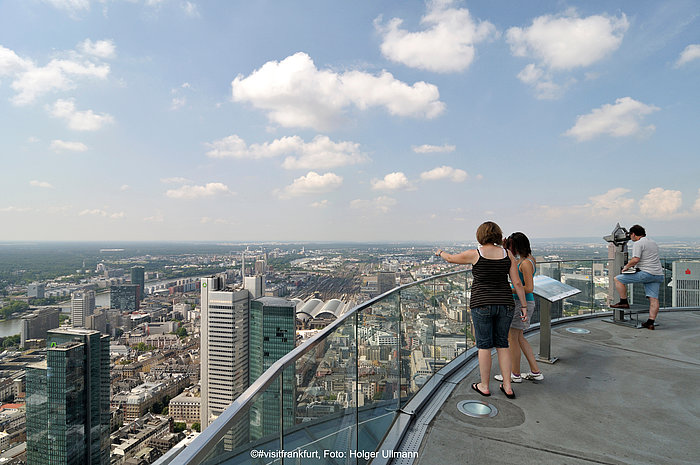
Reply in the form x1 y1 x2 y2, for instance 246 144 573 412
603 223 631 323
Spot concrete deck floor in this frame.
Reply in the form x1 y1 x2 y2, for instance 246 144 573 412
415 311 700 465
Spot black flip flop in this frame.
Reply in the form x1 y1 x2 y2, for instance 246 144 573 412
471 383 491 397
500 384 516 399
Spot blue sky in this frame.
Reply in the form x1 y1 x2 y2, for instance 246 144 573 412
1 0 698 242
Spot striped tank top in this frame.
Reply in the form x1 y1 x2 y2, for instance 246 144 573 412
470 247 515 309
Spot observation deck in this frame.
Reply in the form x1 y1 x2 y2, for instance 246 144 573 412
156 258 700 465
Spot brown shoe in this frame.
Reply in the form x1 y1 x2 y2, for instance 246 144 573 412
610 301 630 309
641 321 655 330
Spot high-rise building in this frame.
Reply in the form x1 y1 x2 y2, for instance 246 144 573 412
672 261 700 307
244 275 264 299
27 282 45 299
110 284 140 312
254 259 266 276
249 297 296 440
20 307 60 348
199 277 250 430
71 290 95 328
130 266 145 300
26 328 110 465
377 271 397 295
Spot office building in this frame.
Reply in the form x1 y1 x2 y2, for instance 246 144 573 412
672 261 700 307
249 297 296 440
20 307 60 348
110 284 140 312
244 275 264 299
199 277 250 430
377 271 397 295
130 266 145 300
26 328 110 465
71 290 95 328
27 283 45 299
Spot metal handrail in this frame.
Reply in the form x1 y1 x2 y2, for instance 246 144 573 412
169 268 469 464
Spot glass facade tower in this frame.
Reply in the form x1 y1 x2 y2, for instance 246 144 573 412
249 297 296 440
26 328 110 465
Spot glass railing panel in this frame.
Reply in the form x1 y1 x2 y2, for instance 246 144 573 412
399 280 436 408
196 372 283 465
282 312 357 464
593 259 612 313
431 274 467 372
560 261 595 317
357 290 400 463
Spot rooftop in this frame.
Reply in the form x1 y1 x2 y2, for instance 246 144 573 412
407 310 700 465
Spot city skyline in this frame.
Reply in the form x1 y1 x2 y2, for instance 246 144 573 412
1 1 699 242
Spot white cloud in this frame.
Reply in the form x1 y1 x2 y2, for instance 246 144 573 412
371 172 411 191
50 139 88 152
412 144 456 154
507 11 628 97
507 11 628 70
693 189 700 213
183 1 200 17
350 196 397 213
0 206 32 213
166 182 234 199
171 96 186 110
278 171 343 198
675 44 700 67
420 165 467 182
49 99 114 131
43 0 90 13
231 52 444 130
160 177 192 184
206 134 369 170
120 184 130 191
375 0 497 73
143 211 164 223
78 39 116 59
79 208 125 219
586 188 634 217
639 188 682 218
310 200 329 208
30 180 53 189
0 46 32 76
565 97 659 141
11 57 110 106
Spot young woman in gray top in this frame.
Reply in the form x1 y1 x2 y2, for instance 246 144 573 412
495 232 543 384
436 221 527 399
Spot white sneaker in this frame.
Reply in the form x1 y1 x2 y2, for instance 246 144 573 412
494 373 522 383
522 371 544 381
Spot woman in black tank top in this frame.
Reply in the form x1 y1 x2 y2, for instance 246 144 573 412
436 221 528 399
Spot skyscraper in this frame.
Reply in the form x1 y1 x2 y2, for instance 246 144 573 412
71 290 95 328
130 266 145 300
377 271 397 295
26 328 110 465
249 297 296 440
110 284 140 312
199 276 250 430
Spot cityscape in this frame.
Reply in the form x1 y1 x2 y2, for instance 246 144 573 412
0 239 698 463
1 0 699 464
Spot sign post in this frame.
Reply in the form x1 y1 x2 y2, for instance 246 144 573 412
532 275 581 364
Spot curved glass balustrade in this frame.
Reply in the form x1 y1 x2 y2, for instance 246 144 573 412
163 257 698 464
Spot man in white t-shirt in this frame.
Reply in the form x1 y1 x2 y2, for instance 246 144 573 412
611 225 664 329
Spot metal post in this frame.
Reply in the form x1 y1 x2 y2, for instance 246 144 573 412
537 299 558 364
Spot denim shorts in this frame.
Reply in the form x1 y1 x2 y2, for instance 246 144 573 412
615 271 664 299
471 305 514 349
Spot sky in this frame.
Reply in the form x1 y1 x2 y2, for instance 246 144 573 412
1 0 699 242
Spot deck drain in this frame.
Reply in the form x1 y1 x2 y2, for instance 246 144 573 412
566 327 590 334
457 400 498 418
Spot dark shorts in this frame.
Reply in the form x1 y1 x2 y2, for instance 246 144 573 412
471 305 514 349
